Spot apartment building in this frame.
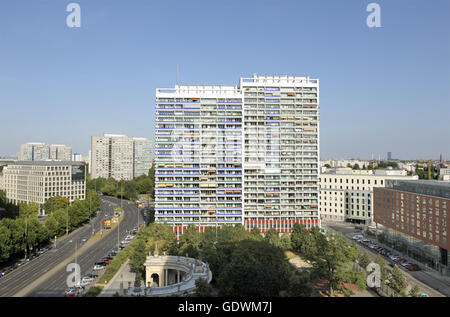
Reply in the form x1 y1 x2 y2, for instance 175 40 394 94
155 75 320 237
319 168 418 225
374 180 450 275
3 161 86 214
91 134 152 181
19 143 72 161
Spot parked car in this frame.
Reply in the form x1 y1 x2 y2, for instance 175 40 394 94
0 272 4 278
352 234 364 240
420 292 429 297
407 264 421 271
93 262 107 270
101 257 112 263
81 275 94 285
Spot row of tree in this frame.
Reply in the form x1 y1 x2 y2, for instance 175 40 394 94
0 190 101 265
86 166 155 202
126 223 369 297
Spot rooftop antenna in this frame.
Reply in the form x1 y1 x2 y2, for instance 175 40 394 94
176 64 179 86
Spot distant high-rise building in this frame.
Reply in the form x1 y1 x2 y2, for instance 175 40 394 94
91 134 152 181
387 152 392 161
155 75 320 237
19 143 72 161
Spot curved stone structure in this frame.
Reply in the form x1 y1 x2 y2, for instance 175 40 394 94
126 253 212 297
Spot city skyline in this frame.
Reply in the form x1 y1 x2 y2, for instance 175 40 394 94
1 0 449 158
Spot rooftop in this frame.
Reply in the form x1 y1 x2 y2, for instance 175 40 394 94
384 180 450 199
9 161 84 166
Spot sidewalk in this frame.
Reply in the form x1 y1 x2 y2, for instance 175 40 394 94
98 260 136 297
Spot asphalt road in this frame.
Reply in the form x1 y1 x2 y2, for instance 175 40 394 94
323 221 448 297
0 196 143 297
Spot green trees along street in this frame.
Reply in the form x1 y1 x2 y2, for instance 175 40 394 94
0 190 102 266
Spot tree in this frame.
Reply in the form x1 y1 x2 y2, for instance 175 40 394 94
178 224 202 257
195 277 213 297
374 254 388 282
389 265 407 296
358 252 371 270
0 225 12 262
216 240 292 297
45 215 60 238
280 233 292 250
18 202 39 218
290 223 315 257
264 229 281 248
130 239 147 282
285 271 312 297
42 196 69 215
409 285 420 297
309 230 359 296
353 163 360 170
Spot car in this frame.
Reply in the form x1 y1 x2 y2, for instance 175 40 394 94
81 238 87 243
419 292 429 297
352 235 364 240
0 272 4 278
64 288 77 297
101 258 112 264
407 264 421 271
81 275 94 285
361 239 371 244
401 262 411 267
93 262 107 270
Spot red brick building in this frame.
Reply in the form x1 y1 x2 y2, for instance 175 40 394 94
374 180 449 275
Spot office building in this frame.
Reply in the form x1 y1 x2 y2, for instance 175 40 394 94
374 180 450 276
3 161 86 214
19 143 72 161
319 168 418 225
91 134 152 181
155 75 320 237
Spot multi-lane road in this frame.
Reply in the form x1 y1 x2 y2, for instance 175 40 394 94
0 196 143 297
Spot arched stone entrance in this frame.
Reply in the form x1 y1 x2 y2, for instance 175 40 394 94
150 273 159 287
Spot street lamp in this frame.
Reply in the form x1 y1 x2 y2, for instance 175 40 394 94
66 201 69 236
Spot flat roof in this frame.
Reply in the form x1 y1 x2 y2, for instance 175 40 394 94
9 161 84 166
384 180 450 199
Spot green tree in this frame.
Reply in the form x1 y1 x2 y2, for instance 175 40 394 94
280 233 292 250
310 230 359 296
178 224 202 257
45 215 60 238
130 239 147 281
0 225 12 262
374 254 388 282
358 252 371 270
389 265 407 296
195 277 213 297
216 240 292 297
42 196 69 215
18 202 39 218
264 228 281 248
409 285 420 297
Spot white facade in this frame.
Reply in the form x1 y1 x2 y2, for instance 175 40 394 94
91 134 152 181
155 75 320 236
3 161 86 213
19 143 72 161
319 169 418 224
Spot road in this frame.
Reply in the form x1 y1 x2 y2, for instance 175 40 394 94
0 196 143 297
323 221 449 297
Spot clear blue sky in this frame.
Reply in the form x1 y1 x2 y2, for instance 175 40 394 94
0 0 449 160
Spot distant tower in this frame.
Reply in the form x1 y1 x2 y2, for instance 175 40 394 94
440 154 443 163
387 152 392 161
428 160 432 180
